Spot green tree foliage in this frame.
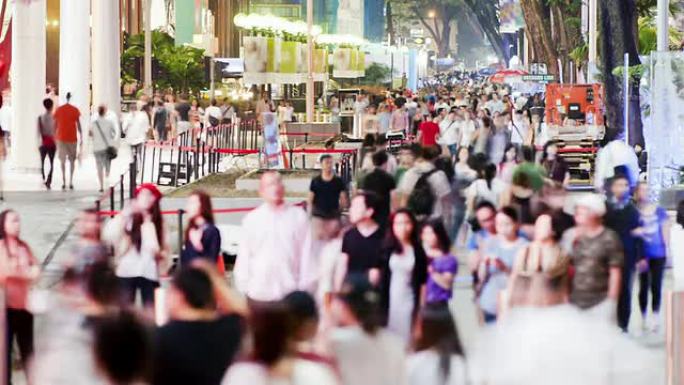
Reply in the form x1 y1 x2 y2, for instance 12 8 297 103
361 63 391 86
121 29 207 94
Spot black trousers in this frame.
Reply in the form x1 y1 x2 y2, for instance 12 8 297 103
119 277 159 307
6 308 33 385
617 267 635 331
39 145 56 187
638 258 666 315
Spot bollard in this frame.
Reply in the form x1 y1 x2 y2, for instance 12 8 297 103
109 186 115 218
194 138 200 180
120 175 125 210
130 156 138 199
150 145 157 183
141 144 147 183
95 199 101 215
174 145 182 187
666 290 684 385
177 209 185 258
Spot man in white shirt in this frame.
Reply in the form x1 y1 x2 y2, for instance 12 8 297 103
509 109 530 149
437 109 461 158
234 171 312 301
486 93 505 115
204 99 223 127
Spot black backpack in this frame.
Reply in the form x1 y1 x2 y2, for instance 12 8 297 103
407 169 439 217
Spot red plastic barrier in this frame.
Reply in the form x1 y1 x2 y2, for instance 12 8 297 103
97 202 305 217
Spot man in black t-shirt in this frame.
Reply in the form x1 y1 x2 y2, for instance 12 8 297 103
341 192 384 285
358 150 396 226
309 154 348 219
153 265 247 385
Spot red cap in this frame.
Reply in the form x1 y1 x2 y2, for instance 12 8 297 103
135 183 162 202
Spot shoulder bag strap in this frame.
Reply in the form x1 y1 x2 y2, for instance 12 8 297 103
94 121 111 147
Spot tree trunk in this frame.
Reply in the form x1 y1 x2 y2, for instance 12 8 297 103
386 1 395 45
600 0 643 146
519 0 559 75
462 0 508 63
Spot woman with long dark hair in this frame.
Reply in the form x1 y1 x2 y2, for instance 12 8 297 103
380 209 428 344
181 190 222 268
0 209 39 384
421 219 458 306
104 183 167 309
466 162 505 214
329 275 407 385
409 304 467 385
221 303 337 385
498 144 519 183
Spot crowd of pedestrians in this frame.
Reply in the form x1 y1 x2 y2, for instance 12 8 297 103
0 80 670 385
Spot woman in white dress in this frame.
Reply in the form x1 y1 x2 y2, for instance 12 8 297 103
380 209 428 344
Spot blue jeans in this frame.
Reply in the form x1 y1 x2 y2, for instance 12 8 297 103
447 144 458 158
450 205 466 245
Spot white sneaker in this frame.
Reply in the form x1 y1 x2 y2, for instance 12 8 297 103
649 312 661 333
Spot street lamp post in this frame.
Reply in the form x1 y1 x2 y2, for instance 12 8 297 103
306 0 314 123
657 0 669 52
144 0 152 97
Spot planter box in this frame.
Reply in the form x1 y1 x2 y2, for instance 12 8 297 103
235 169 319 194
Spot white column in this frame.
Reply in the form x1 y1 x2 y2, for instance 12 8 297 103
11 0 46 170
587 0 597 83
59 0 90 137
657 0 669 52
144 0 153 96
92 0 121 116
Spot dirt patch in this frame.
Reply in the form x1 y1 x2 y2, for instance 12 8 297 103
165 169 309 198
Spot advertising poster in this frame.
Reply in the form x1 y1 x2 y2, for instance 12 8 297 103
243 36 268 83
337 0 364 37
261 112 282 169
333 47 352 77
499 0 524 33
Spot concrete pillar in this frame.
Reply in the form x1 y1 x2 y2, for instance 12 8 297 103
657 0 669 52
59 0 90 139
92 0 121 117
11 0 46 169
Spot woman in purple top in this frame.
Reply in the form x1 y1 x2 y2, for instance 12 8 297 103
633 182 671 332
421 219 458 305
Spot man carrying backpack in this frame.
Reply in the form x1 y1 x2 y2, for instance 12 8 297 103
397 146 452 222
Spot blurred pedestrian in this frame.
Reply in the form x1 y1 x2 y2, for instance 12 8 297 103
561 194 623 322
380 209 427 344
633 182 670 333
476 207 528 324
234 171 311 302
91 105 118 193
38 98 57 190
329 276 406 385
341 192 384 285
0 210 39 385
358 151 396 227
221 302 337 385
54 92 83 190
604 174 640 331
181 190 222 268
104 183 168 309
154 263 247 385
422 219 458 306
408 304 467 385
